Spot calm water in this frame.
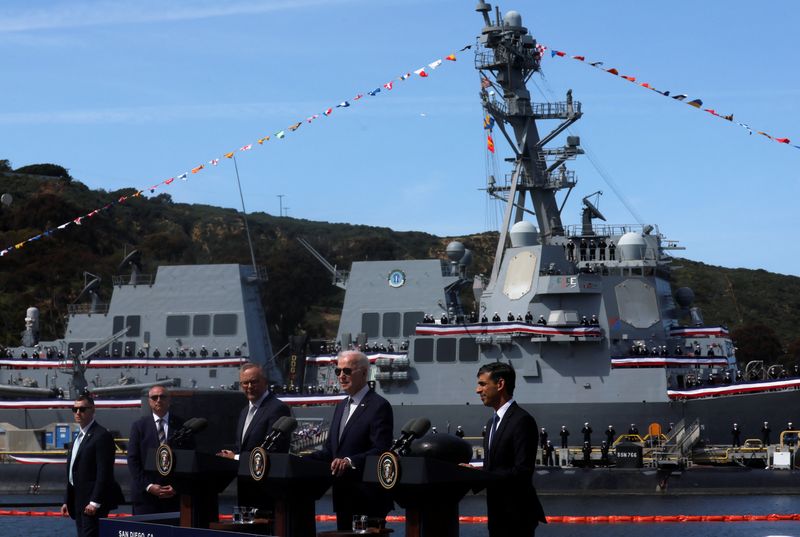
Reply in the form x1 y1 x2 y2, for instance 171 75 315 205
4 494 799 536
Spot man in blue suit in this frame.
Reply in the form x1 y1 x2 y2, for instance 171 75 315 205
476 362 546 536
127 385 187 514
217 362 291 510
311 350 394 530
60 394 123 537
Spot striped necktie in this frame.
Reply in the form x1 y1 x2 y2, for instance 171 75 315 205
157 418 166 444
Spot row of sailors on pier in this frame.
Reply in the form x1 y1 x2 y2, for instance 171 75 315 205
421 312 600 326
566 238 617 262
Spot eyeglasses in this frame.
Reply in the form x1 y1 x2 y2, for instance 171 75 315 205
149 395 169 401
72 406 93 413
240 380 263 387
334 367 357 376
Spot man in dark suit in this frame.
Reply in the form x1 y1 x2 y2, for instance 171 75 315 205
476 362 546 536
217 363 291 509
127 385 187 514
309 350 394 530
60 394 123 537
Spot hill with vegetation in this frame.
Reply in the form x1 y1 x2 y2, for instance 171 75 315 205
0 161 797 370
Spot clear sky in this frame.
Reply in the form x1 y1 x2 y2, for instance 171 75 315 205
1 1 798 275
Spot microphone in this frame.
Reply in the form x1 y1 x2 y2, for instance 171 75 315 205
390 417 431 456
170 417 208 447
262 416 298 452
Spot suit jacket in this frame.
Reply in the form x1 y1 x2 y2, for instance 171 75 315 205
126 413 187 510
64 421 123 519
234 392 291 510
312 389 394 516
483 402 546 536
235 391 292 454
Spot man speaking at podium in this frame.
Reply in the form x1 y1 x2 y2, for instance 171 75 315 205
217 362 291 508
476 362 546 536
310 350 393 530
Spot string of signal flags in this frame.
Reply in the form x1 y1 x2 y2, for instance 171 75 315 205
0 47 472 259
544 46 797 150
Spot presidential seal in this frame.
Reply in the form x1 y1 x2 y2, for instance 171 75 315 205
377 451 400 490
387 269 406 288
249 447 269 481
156 444 173 477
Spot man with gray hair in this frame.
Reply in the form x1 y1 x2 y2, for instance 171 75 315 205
309 350 393 530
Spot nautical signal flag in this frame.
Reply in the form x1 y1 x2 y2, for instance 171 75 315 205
487 134 496 153
483 114 495 130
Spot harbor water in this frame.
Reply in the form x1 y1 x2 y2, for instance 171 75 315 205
4 494 798 536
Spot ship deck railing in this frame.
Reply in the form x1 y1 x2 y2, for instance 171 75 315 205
565 223 661 238
111 273 155 286
67 303 110 315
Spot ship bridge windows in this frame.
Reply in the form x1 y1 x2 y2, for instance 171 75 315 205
459 338 479 362
413 338 434 362
382 312 401 338
193 314 211 336
166 315 191 337
362 313 380 339
403 312 425 336
213 314 238 336
113 315 141 337
436 338 456 362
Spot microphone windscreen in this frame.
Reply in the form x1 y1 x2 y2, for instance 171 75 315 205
410 417 431 438
273 416 298 434
188 417 208 433
399 418 417 435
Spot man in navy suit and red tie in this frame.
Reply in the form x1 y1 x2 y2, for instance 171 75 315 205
476 362 546 536
310 350 394 530
217 362 291 509
60 394 123 537
127 385 187 514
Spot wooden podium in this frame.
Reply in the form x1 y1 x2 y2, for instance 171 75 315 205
238 452 332 537
147 448 238 528
364 455 494 537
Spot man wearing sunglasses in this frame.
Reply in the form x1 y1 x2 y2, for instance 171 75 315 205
127 385 188 514
60 394 123 537
309 350 393 530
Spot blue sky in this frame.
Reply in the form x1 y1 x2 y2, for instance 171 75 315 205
1 1 798 276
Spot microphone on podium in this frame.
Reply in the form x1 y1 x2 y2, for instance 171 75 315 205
390 417 431 456
169 417 208 448
261 416 298 452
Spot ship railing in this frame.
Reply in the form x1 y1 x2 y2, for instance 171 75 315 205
503 169 577 190
566 223 661 238
67 303 110 315
532 101 582 119
111 273 155 286
475 46 540 72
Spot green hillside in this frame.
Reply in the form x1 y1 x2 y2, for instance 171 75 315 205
0 164 797 368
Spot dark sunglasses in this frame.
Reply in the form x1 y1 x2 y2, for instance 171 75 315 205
334 367 356 376
149 395 169 401
72 406 93 413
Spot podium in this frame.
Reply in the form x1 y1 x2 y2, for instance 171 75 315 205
147 448 238 528
364 455 494 537
238 452 332 537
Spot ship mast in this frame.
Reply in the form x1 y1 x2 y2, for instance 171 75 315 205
475 2 583 286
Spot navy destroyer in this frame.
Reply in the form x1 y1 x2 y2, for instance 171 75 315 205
294 3 800 444
0 4 797 451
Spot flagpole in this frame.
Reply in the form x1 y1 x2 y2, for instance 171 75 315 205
231 155 258 275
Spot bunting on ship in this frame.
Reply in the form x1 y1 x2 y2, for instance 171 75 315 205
0 357 247 369
668 326 729 338
668 378 800 400
612 356 729 368
415 322 602 338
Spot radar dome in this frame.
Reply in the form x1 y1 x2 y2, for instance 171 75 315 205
446 241 466 263
617 232 647 261
509 221 539 247
675 287 695 308
503 10 522 28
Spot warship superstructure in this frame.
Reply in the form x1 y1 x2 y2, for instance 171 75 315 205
295 3 800 443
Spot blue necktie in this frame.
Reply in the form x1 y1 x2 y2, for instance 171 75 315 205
488 414 499 450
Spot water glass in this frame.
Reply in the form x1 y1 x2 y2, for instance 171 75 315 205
352 514 368 533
